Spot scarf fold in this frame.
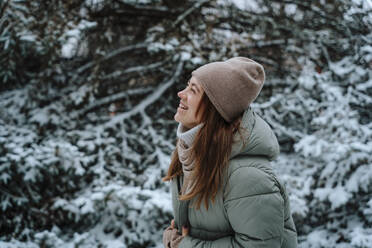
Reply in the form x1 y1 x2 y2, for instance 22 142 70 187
176 122 204 195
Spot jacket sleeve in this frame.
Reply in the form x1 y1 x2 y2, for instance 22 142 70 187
178 166 284 248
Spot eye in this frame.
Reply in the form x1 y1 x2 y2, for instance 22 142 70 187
187 83 195 93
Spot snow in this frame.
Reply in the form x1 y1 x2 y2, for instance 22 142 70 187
25 156 40 168
356 78 372 91
143 189 172 213
61 34 79 58
347 163 372 192
364 199 372 215
147 42 174 53
29 107 49 126
295 135 328 158
102 240 127 248
0 240 39 248
350 227 372 247
180 52 191 61
84 0 105 11
53 198 69 208
298 60 316 90
329 57 355 77
190 57 203 65
61 20 97 58
0 172 11 184
306 229 330 247
227 0 267 13
24 168 37 182
19 34 37 42
80 199 95 215
328 186 352 209
284 4 297 16
314 187 331 202
350 141 372 153
90 191 104 201
34 231 65 247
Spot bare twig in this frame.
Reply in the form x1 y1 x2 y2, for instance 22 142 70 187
0 0 9 19
100 60 167 81
171 0 209 29
76 87 153 117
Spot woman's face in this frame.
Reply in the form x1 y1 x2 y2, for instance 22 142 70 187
174 77 204 129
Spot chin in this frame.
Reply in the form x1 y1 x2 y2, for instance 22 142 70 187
174 116 186 126
174 113 179 121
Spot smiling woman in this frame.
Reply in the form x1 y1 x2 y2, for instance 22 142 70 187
162 57 298 248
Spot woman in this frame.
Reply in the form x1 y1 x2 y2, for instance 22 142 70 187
162 57 297 248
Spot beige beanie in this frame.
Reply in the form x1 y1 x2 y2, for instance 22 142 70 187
191 57 265 123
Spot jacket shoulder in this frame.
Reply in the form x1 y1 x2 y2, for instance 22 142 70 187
224 155 280 200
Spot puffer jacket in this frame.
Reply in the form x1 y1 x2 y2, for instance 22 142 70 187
171 107 298 247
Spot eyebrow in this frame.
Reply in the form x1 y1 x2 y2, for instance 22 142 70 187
188 80 201 93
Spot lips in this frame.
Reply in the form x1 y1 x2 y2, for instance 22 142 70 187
179 102 188 110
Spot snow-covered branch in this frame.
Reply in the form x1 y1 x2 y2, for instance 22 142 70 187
70 43 149 83
103 58 183 128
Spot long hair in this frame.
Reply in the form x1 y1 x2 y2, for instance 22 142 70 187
163 92 244 210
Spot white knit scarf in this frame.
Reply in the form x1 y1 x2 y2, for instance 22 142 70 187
176 122 204 195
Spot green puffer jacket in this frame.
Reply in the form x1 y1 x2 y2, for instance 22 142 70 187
171 108 297 248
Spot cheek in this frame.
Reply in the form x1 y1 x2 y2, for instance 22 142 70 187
190 101 201 117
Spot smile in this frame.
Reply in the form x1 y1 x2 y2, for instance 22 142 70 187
179 102 188 110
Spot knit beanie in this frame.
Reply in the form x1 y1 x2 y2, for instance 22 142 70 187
191 57 265 123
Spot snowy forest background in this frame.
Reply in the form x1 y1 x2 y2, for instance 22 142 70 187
0 0 371 247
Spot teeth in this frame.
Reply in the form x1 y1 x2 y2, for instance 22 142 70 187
179 103 188 110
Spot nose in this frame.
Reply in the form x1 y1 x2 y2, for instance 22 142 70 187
178 89 186 99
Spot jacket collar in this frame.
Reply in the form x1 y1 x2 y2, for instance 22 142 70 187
230 107 280 161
